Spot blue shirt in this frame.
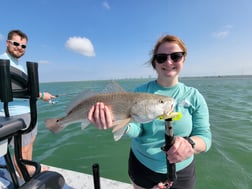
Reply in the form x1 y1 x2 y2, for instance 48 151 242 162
126 80 211 173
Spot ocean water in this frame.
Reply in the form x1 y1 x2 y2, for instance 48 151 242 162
33 76 252 189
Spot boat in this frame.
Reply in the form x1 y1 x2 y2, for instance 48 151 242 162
47 164 132 189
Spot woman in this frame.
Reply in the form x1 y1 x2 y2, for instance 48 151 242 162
88 35 211 189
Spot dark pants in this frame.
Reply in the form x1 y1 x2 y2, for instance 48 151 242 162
128 150 196 189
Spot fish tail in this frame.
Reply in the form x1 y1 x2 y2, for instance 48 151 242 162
45 118 63 133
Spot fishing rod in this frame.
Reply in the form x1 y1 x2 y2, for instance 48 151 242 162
160 112 182 188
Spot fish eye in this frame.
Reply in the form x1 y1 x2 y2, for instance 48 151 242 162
159 99 164 104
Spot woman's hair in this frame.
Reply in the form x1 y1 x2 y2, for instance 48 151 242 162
150 35 187 68
7 30 28 41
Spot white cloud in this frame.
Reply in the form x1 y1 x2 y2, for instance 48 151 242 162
212 31 230 39
65 36 95 57
102 1 111 10
212 24 233 39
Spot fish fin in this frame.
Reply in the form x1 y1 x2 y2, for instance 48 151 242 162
81 119 90 130
111 118 131 141
113 126 128 141
112 118 131 132
66 81 124 113
66 90 97 113
45 118 63 133
102 80 126 93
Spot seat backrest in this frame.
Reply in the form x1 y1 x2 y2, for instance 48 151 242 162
0 59 39 133
0 59 40 185
0 59 33 157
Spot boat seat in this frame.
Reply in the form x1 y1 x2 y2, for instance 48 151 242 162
0 59 65 189
0 118 26 141
19 171 65 189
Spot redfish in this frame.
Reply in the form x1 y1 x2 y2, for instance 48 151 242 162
45 86 174 141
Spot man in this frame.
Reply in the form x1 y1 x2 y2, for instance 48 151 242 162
0 29 54 178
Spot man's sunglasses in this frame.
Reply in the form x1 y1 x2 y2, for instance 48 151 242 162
154 52 185 64
8 40 27 49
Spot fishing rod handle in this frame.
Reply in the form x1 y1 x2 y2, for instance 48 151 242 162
164 119 177 182
164 134 177 182
92 163 101 189
168 162 177 181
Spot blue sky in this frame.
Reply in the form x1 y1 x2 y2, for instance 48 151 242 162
1 0 251 82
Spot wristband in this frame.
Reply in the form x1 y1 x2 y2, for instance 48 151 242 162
184 137 195 149
40 92 45 100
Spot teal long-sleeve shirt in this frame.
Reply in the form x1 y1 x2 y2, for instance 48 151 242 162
125 80 211 173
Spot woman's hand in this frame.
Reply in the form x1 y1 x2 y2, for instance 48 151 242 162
152 182 173 189
88 102 113 130
167 136 194 163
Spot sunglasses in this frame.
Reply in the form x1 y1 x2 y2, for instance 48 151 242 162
154 52 185 64
8 40 27 49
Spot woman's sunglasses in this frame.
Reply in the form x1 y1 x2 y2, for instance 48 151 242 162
154 52 185 64
8 40 27 49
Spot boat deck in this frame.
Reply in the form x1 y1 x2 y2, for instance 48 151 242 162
47 165 132 189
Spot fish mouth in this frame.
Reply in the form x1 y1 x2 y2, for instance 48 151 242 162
160 111 181 120
163 110 173 118
162 100 175 117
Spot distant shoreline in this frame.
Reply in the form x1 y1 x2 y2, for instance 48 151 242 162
41 74 252 84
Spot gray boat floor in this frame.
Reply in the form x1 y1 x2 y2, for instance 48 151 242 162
47 165 132 189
